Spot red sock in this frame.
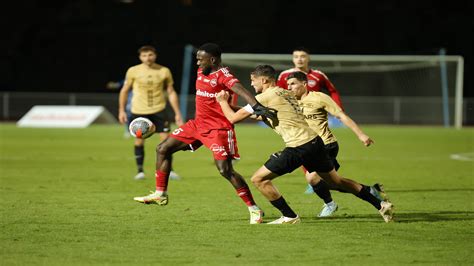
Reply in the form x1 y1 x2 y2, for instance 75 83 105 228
155 170 169 192
236 186 256 207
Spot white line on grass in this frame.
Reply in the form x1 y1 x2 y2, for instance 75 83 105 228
450 152 474 161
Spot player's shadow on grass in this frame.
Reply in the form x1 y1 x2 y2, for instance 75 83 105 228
390 188 474 193
305 211 474 223
389 211 474 223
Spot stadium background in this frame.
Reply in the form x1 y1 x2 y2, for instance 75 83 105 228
1 1 473 264
1 0 473 124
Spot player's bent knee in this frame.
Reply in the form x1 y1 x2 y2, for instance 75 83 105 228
156 142 171 156
215 164 229 177
318 171 341 186
218 169 229 178
251 175 263 186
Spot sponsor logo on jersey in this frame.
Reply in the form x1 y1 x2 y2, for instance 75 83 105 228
196 89 216 98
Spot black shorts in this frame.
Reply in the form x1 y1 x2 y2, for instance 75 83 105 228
264 136 334 176
324 141 340 171
131 111 170 133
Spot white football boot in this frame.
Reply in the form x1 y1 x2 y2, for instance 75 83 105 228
379 201 394 223
134 172 145 180
133 191 168 205
318 201 338 217
249 209 264 224
267 216 301 224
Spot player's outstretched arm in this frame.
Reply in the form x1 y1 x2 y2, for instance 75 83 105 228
336 112 374 147
230 83 278 120
229 83 278 120
216 91 252 124
229 82 257 105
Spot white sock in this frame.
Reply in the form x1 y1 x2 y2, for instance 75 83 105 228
155 190 166 196
248 205 260 211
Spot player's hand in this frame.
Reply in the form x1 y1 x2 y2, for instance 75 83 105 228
118 111 128 124
175 114 184 126
252 102 279 128
252 102 278 120
216 90 230 102
359 134 374 147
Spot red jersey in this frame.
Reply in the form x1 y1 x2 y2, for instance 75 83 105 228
194 67 239 131
277 68 343 108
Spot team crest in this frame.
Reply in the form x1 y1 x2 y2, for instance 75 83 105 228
308 79 316 87
210 79 217 87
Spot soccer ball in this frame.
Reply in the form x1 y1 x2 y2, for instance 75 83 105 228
129 117 155 139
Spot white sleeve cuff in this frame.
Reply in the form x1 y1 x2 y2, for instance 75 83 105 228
243 104 254 114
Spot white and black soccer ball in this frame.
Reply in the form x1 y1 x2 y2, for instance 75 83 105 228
129 117 155 139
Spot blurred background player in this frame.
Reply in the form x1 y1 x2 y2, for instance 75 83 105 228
216 65 393 224
133 43 276 224
287 71 384 217
118 45 183 180
277 47 343 107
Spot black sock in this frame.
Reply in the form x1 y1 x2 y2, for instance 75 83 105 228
134 145 144 172
357 185 381 210
311 181 333 204
270 196 297 218
335 187 350 193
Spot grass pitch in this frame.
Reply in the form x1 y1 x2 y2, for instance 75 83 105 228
0 123 473 265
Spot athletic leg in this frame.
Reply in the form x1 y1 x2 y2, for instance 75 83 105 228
306 171 339 217
155 137 189 191
215 158 263 224
317 170 393 219
133 137 189 205
133 138 145 179
215 159 259 207
159 132 180 180
306 172 333 203
251 166 299 224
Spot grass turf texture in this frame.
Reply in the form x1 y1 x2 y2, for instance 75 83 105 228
1 123 473 265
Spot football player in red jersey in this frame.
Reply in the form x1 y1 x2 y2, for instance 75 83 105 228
133 43 274 224
277 47 343 108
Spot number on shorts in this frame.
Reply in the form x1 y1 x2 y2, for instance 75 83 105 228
172 128 184 135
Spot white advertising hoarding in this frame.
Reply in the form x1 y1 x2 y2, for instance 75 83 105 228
17 106 117 128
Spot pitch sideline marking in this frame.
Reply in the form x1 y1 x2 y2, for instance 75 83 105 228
450 152 474 161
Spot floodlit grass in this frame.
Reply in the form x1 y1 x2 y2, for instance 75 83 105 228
1 123 473 265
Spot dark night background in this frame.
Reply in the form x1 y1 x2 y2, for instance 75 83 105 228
1 0 473 97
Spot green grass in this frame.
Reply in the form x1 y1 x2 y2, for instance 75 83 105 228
1 123 473 265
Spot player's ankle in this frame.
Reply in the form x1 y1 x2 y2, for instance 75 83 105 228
248 205 260 211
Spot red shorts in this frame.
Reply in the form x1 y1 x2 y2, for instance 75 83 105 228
170 119 240 160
